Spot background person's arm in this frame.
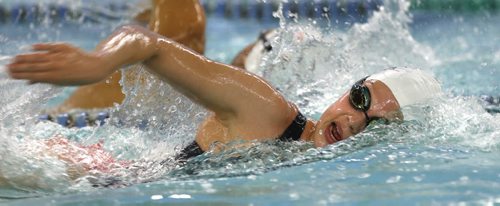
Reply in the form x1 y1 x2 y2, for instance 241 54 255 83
59 0 206 111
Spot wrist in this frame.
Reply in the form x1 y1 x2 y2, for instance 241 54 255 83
91 50 121 76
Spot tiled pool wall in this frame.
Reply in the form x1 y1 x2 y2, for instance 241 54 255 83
1 0 498 25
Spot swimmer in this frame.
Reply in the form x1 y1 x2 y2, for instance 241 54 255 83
231 29 278 72
7 25 442 163
56 0 206 111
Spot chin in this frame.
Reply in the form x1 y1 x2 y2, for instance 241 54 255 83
313 138 326 148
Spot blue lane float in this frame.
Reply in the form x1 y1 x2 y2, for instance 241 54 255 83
1 1 499 24
10 4 24 23
38 94 498 129
96 111 110 126
0 3 129 24
201 0 384 22
39 111 110 128
73 112 89 128
56 113 71 127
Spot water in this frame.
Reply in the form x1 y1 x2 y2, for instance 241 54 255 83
1 0 500 205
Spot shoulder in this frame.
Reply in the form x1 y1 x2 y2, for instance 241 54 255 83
233 99 299 140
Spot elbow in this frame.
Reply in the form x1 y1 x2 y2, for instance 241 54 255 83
116 24 148 35
121 25 157 48
114 25 160 63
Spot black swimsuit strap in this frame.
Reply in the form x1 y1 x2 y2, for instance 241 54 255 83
174 141 204 163
172 111 307 162
278 111 307 142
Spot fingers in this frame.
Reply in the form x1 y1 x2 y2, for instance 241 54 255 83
9 70 49 82
12 53 50 64
7 42 91 86
7 62 53 73
11 43 75 64
8 45 64 73
9 68 88 86
32 43 73 52
9 71 66 85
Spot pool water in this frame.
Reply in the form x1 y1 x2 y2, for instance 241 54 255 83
1 0 500 205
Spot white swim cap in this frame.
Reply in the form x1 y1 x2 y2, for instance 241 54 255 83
367 68 442 107
245 30 278 73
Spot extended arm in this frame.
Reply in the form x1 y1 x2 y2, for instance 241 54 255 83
7 25 293 125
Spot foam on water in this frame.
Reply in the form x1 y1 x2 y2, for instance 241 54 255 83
256 0 438 115
0 0 499 201
0 73 69 193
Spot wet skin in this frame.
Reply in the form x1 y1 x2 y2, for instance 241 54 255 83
307 79 402 147
197 76 403 149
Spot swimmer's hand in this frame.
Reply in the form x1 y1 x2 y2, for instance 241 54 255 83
7 43 113 86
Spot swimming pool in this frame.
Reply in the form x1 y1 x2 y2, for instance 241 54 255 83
1 0 499 205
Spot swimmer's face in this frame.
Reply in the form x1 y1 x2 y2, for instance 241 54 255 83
312 80 401 147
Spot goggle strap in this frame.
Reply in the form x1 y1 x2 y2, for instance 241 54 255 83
363 111 370 127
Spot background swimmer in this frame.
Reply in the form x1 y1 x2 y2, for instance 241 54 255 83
231 29 278 71
56 0 206 112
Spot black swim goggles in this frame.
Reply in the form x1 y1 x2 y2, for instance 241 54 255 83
349 76 379 127
258 31 273 52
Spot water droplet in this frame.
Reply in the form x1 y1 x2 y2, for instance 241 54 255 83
358 173 371 179
386 175 401 183
459 176 469 183
168 194 191 199
247 175 257 180
168 106 177 113
413 176 424 182
289 192 300 200
200 181 216 193
151 195 163 200
336 164 346 170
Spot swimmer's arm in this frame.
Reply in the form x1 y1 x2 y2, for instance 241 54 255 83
141 26 294 126
8 25 294 128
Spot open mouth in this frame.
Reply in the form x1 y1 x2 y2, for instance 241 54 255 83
324 122 343 144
